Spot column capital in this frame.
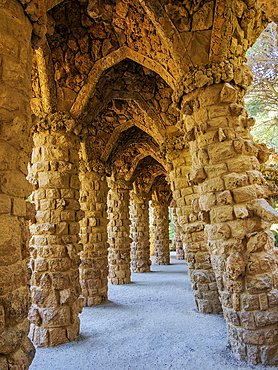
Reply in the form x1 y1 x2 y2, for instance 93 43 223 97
172 59 253 111
107 177 132 190
79 159 110 176
32 111 83 136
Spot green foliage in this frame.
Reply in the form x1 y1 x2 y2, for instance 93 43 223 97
169 207 175 249
245 22 278 152
275 230 278 247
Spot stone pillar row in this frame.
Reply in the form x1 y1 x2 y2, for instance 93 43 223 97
0 1 35 369
178 76 278 365
28 123 83 347
107 180 132 284
130 191 151 273
164 141 221 314
151 198 170 265
79 169 109 306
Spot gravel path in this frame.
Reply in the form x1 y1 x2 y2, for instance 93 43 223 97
30 254 276 370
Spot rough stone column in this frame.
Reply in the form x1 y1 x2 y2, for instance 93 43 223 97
173 207 184 260
175 67 278 365
28 113 83 347
130 191 151 273
164 138 221 314
107 180 131 284
0 2 36 369
151 199 170 265
79 167 109 306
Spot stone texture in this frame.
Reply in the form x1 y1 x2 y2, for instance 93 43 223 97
0 1 35 368
130 191 151 273
178 79 278 365
107 180 131 285
28 123 83 347
79 169 109 306
0 0 274 368
173 206 184 260
163 138 221 314
151 199 170 266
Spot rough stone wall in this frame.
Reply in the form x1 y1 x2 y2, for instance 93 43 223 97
164 140 221 314
151 200 170 265
177 72 278 364
173 207 184 260
79 169 109 306
28 117 83 347
130 191 151 273
258 0 278 23
107 180 131 284
0 1 36 368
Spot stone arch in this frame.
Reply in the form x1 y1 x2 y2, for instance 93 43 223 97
70 47 176 118
101 120 164 162
125 150 165 182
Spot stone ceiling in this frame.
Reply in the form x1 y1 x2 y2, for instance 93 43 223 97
30 0 269 194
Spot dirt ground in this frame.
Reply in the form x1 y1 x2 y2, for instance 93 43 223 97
29 253 277 370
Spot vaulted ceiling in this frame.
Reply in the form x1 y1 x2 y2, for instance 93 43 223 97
31 0 268 195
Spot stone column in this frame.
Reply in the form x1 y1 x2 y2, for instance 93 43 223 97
28 113 83 347
175 64 278 365
164 138 221 314
130 191 151 273
173 207 184 260
151 199 170 265
0 2 36 369
79 168 109 306
107 180 131 284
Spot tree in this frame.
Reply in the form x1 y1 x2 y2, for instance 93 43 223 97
245 23 278 150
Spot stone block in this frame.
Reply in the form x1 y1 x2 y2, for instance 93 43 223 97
52 272 69 290
205 223 231 240
260 253 277 272
204 163 228 178
208 105 231 119
240 312 256 330
0 194 11 214
242 294 260 311
207 141 235 163
232 185 257 203
248 199 278 224
41 146 68 162
48 327 69 346
36 210 51 223
210 205 234 223
217 190 233 205
49 258 71 272
61 210 75 222
41 307 71 327
246 274 273 294
255 307 278 327
38 172 70 189
268 290 278 308
46 189 60 199
224 173 249 190
40 199 56 211
234 205 249 219
200 177 224 194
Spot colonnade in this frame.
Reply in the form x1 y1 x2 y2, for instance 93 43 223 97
2 1 278 367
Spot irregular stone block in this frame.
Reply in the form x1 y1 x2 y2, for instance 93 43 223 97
246 274 273 294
